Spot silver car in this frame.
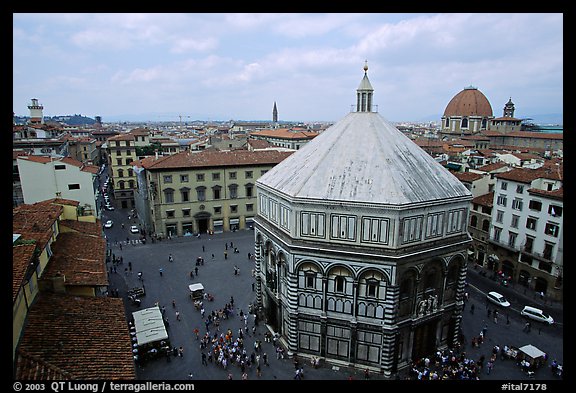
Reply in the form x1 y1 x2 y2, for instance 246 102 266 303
486 291 511 307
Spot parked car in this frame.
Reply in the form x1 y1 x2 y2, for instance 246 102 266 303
130 225 139 234
521 306 554 325
104 220 113 228
486 291 511 308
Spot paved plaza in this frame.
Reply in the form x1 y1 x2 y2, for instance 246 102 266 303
106 228 563 383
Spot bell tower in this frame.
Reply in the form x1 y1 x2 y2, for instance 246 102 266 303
28 98 44 124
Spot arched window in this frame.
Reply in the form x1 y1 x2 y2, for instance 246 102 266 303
462 117 468 128
470 215 478 227
117 169 124 178
482 219 490 232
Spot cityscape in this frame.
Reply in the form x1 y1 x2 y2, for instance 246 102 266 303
13 11 563 387
12 66 563 384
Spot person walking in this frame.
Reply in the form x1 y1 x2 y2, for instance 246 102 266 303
159 267 163 277
169 254 174 263
201 352 207 366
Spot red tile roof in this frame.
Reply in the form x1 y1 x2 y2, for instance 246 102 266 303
13 203 63 249
141 149 293 170
472 191 494 207
15 350 74 380
247 139 272 149
107 133 135 141
452 171 484 183
13 243 37 302
528 187 563 201
476 162 508 172
43 231 108 287
249 128 319 140
16 293 136 380
481 130 563 140
496 167 562 183
36 198 80 207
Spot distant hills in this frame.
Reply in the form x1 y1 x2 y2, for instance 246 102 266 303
14 114 96 126
15 112 562 126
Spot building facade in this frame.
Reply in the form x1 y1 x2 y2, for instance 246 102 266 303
136 149 292 237
254 65 472 377
17 155 99 217
249 128 320 150
488 167 563 301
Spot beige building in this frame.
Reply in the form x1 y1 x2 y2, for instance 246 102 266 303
17 155 99 217
249 128 320 150
66 135 99 165
12 199 134 380
106 128 150 209
135 149 292 237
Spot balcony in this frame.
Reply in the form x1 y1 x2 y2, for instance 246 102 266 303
488 238 519 253
520 243 554 262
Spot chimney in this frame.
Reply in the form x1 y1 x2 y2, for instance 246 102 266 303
53 272 66 294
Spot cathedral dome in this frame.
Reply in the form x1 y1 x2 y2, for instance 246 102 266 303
443 86 493 117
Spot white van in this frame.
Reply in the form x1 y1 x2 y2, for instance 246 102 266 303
520 306 554 325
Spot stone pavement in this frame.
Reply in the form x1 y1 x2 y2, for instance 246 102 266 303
106 229 563 382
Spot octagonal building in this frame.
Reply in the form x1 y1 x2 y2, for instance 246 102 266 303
254 65 472 377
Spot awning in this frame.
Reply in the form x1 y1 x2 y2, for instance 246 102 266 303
519 344 546 360
229 218 240 225
132 306 168 346
188 283 205 293
445 162 462 171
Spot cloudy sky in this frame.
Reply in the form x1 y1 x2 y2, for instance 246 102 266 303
13 13 563 123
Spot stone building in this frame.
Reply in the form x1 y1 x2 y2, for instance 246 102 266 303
254 65 472 376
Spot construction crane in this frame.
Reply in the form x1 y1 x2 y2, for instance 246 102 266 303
177 114 194 131
157 114 193 131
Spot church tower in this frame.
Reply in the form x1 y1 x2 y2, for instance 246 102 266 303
273 101 278 127
28 98 44 125
503 97 515 118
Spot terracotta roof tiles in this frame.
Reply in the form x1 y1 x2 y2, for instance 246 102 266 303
142 149 293 170
43 232 108 286
472 191 494 207
250 128 319 140
528 187 563 201
13 243 37 302
452 171 484 183
13 203 63 248
496 167 562 184
16 293 136 380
